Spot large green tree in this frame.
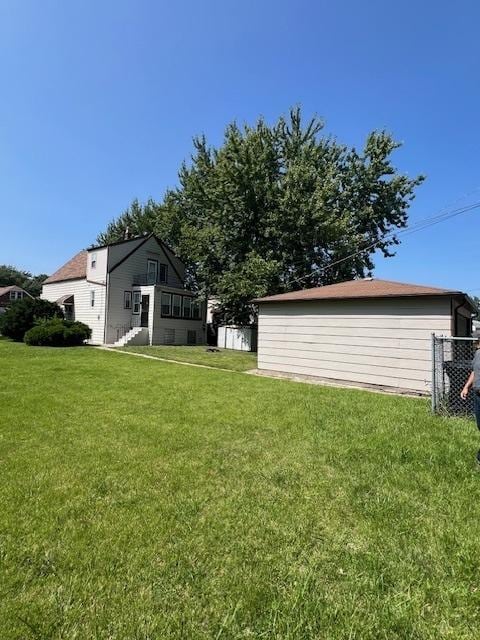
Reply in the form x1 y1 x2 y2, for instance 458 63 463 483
98 108 424 323
0 265 48 297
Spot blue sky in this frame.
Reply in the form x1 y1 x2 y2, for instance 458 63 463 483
0 0 479 295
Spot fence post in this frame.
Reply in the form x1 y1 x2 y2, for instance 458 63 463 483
431 333 436 413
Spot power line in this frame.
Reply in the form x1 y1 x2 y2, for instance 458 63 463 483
285 200 480 289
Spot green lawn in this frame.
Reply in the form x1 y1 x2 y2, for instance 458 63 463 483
118 344 257 372
1 340 480 639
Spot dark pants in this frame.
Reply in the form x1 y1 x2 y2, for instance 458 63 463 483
475 391 480 430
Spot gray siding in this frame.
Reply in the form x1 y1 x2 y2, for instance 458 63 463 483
257 297 453 393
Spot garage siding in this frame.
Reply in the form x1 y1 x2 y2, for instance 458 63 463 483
257 297 452 393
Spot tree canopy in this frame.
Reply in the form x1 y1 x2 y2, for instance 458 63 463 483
98 108 424 323
0 265 48 298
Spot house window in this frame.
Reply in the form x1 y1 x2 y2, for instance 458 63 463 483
124 291 132 309
192 300 201 320
133 291 141 314
91 253 97 269
147 259 158 284
90 290 95 307
183 296 191 319
159 263 168 284
161 292 172 316
172 294 182 317
9 291 17 300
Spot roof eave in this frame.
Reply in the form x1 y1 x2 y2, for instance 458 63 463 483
43 276 86 285
252 291 464 304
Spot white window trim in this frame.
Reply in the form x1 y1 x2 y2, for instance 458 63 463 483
161 292 172 316
147 259 158 283
90 290 95 307
91 253 97 269
124 291 132 310
132 291 141 314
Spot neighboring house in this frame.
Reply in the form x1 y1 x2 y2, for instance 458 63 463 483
253 278 476 395
42 234 205 346
0 285 33 314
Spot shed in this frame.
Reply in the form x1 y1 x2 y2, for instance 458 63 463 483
253 278 476 395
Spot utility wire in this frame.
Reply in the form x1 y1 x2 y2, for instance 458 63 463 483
285 200 480 289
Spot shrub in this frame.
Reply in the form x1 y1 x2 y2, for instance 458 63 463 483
0 298 64 341
24 319 91 347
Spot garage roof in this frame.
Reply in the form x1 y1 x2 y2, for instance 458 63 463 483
253 278 471 304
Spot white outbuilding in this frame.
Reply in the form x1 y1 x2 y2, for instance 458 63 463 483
253 278 476 395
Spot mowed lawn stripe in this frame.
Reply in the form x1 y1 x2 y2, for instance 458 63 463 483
0 341 479 639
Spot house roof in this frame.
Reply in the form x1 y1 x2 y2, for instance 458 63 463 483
0 284 32 297
253 278 470 304
43 251 88 284
43 234 184 285
88 232 157 251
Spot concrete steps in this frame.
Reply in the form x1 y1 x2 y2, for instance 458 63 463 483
113 327 149 347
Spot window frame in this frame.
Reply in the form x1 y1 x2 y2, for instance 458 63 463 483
91 253 97 269
124 291 132 310
132 291 141 314
192 300 201 320
161 292 172 316
172 294 182 317
159 263 168 284
183 296 192 319
90 290 95 307
147 259 158 284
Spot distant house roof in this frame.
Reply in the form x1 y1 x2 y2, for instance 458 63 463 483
43 251 88 284
253 278 472 305
0 284 32 297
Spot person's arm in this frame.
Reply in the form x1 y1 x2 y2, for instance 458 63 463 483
461 372 474 399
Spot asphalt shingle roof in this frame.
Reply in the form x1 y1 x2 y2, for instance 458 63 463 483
253 278 464 303
43 251 88 284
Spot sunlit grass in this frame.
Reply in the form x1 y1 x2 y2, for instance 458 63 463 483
119 344 257 371
1 340 479 639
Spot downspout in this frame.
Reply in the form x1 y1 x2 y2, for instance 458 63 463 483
103 271 110 345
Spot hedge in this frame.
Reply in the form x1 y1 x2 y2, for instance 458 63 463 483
24 319 92 347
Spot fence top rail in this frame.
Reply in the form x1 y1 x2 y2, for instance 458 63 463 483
433 334 479 342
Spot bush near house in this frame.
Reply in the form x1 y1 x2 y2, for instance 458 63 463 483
0 297 63 341
24 318 91 346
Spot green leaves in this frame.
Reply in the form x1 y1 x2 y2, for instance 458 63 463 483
97 108 424 324
0 265 49 297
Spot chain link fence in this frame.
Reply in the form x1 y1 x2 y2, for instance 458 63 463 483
432 335 477 417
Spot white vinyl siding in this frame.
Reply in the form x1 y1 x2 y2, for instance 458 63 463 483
105 236 184 343
152 291 205 345
257 297 453 394
41 279 106 344
86 246 108 282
